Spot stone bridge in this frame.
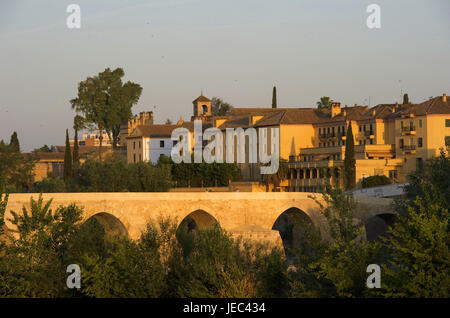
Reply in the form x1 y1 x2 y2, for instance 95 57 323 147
3 192 395 248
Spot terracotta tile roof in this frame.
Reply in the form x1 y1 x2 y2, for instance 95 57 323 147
192 95 211 103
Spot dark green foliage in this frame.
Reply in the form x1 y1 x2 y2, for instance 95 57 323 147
127 161 172 192
381 150 450 297
272 86 277 108
33 145 52 152
0 134 36 192
76 153 128 192
70 67 142 155
317 96 331 110
171 155 240 188
9 131 20 153
168 223 258 297
34 176 67 193
1 194 84 297
211 97 233 116
362 175 392 188
343 122 356 190
72 117 83 177
63 129 72 181
403 93 409 104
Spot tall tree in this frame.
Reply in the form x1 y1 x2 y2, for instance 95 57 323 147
317 96 331 110
211 97 233 116
70 67 142 159
343 122 356 190
403 93 410 104
63 129 72 181
9 131 20 153
72 116 84 176
272 86 277 108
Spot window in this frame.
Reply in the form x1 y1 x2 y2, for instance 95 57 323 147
399 139 404 149
445 136 450 147
133 141 136 150
359 126 362 132
446 119 450 127
173 140 177 146
416 158 423 169
160 140 164 148
370 139 373 145
139 154 142 161
418 137 423 148
139 141 141 148
419 119 422 128
401 121 404 128
319 128 321 134
133 154 136 163
389 170 398 180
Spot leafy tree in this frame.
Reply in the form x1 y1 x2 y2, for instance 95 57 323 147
272 86 277 108
305 184 382 297
381 151 450 297
0 135 36 192
63 129 72 181
362 175 392 188
127 161 172 192
1 195 84 297
403 93 410 104
34 176 67 193
168 223 257 297
70 67 142 159
343 122 356 190
317 96 331 110
33 145 52 153
211 97 233 116
77 153 128 192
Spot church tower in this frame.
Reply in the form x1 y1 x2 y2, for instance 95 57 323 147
192 92 211 120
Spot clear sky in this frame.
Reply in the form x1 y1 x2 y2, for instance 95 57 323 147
0 0 449 151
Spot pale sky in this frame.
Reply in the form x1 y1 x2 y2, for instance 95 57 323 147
0 0 449 151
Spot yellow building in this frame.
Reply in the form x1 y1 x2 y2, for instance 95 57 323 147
286 94 450 192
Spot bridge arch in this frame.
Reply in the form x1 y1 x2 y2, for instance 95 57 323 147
82 212 129 238
177 209 219 232
365 213 395 242
272 207 316 261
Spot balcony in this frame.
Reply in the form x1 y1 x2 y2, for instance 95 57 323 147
364 130 375 139
319 132 336 140
402 145 416 154
401 126 416 135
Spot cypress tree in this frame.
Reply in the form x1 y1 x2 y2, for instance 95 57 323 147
272 86 277 108
403 93 409 104
343 122 356 190
63 129 72 180
72 127 80 176
9 131 20 152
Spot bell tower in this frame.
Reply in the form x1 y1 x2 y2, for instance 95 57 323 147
192 92 211 120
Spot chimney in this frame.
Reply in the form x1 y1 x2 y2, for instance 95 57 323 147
331 102 341 118
443 94 447 102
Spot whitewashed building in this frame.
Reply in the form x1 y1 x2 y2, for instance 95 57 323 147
126 122 194 164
